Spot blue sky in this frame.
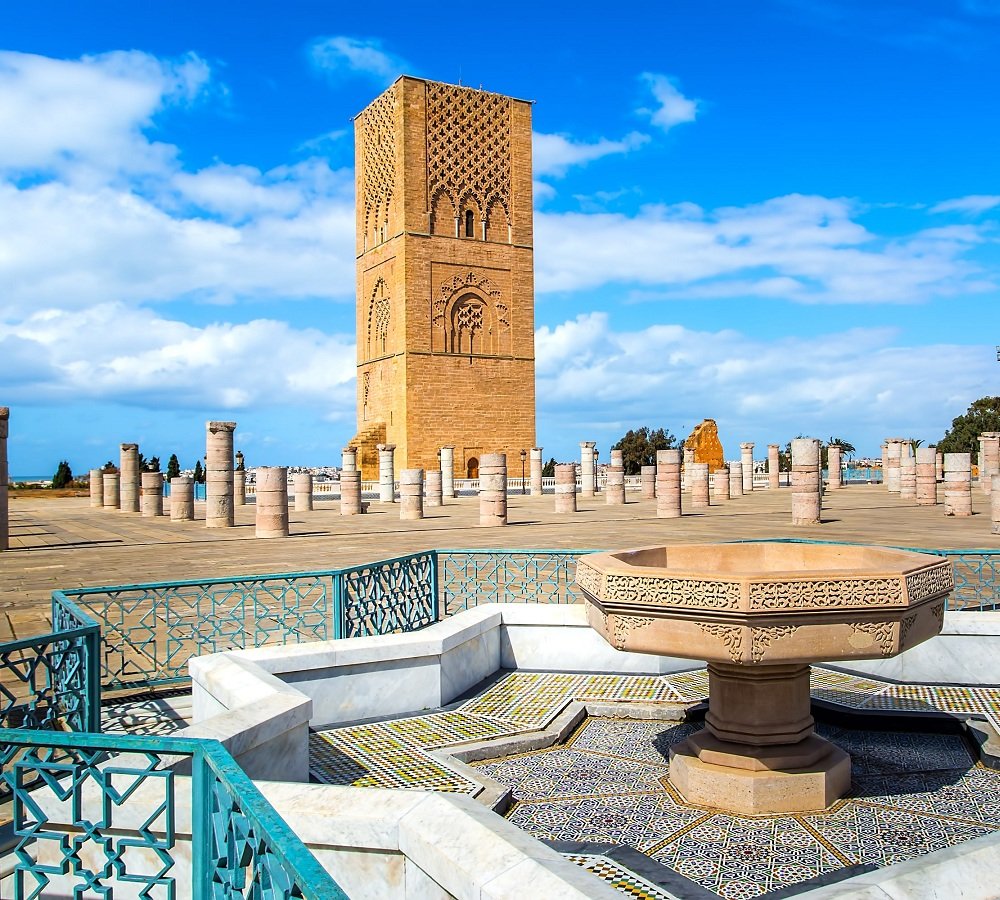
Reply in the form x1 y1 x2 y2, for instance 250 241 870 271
1 0 998 474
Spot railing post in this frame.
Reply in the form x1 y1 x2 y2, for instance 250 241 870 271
431 550 441 621
191 749 214 900
331 571 344 640
85 624 102 733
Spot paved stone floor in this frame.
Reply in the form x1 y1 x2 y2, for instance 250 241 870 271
310 669 1000 900
2 485 997 640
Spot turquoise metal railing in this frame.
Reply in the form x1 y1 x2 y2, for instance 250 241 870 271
0 730 349 900
336 550 438 639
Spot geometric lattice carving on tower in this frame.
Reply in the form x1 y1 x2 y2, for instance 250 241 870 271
367 278 391 358
426 82 511 221
359 85 398 242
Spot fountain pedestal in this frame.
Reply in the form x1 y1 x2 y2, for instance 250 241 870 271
576 543 953 815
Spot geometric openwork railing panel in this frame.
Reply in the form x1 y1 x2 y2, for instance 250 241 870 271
438 549 592 616
934 551 1000 611
338 552 438 638
0 731 349 900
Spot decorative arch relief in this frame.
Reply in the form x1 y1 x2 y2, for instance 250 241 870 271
431 268 511 357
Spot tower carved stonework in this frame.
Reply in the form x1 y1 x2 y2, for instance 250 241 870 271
351 77 536 480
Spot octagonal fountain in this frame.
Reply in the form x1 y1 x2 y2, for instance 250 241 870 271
576 542 954 815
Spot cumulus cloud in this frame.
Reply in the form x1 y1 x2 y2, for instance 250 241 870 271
638 73 700 133
532 131 650 178
535 312 995 453
534 194 993 303
930 194 1000 215
308 36 410 83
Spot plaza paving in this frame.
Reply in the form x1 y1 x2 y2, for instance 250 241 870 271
1 484 998 642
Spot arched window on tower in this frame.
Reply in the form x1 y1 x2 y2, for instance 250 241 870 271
465 210 474 238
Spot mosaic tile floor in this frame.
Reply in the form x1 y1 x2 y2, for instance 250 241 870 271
309 669 1000 899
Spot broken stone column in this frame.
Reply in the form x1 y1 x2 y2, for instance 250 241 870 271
89 468 103 508
916 447 937 506
579 442 596 497
641 465 655 499
103 472 120 509
943 453 972 517
980 432 1000 494
554 463 577 513
768 444 780 490
689 462 710 509
440 446 455 499
294 473 313 512
610 449 624 469
740 443 754 492
425 470 443 507
234 469 246 507
729 462 743 498
342 446 357 473
992 474 1000 535
791 437 822 526
606 465 625 505
119 444 140 513
885 439 902 493
899 445 916 501
683 447 695 468
205 421 236 528
656 450 681 518
713 468 730 501
936 451 944 481
170 476 194 521
377 444 395 503
255 467 289 537
827 445 843 490
530 447 543 496
881 443 889 482
141 472 164 517
479 453 507 526
340 470 362 516
400 469 424 520
0 408 7 551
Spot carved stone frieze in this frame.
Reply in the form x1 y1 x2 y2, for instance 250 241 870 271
904 563 954 604
749 578 903 610
604 574 741 611
750 626 798 663
612 615 654 651
698 623 743 663
575 564 603 599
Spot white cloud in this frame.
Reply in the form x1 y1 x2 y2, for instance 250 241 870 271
930 194 1000 215
534 194 993 303
308 36 409 83
532 131 649 177
639 73 700 133
535 312 995 454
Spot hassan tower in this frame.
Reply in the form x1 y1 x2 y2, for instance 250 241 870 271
350 76 536 480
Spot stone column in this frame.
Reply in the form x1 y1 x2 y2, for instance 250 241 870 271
554 464 577 513
992 474 1000 535
103 472 120 509
729 462 743 498
689 462 710 509
119 443 140 513
980 432 1000 494
400 469 424 520
656 450 681 518
529 448 543 496
342 446 357 472
140 472 164 517
205 421 236 527
791 437 822 526
234 469 246 506
713 468 730 501
89 468 103 508
0 408 7 551
610 449 624 469
255 467 289 537
740 443 754 492
881 443 889 483
899 444 916 501
340 470 362 516
579 442 596 497
916 447 937 506
606 465 625 505
479 453 507 526
943 453 972 517
936 451 944 481
827 445 842 490
377 444 396 502
885 439 902 493
636 465 653 500
169 476 194 521
768 444 780 490
440 446 455 499
425 470 443 507
293 473 313 512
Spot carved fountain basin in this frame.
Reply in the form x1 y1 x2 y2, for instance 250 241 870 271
576 542 953 664
576 542 954 814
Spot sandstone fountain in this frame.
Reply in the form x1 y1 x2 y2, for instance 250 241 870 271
576 542 953 815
